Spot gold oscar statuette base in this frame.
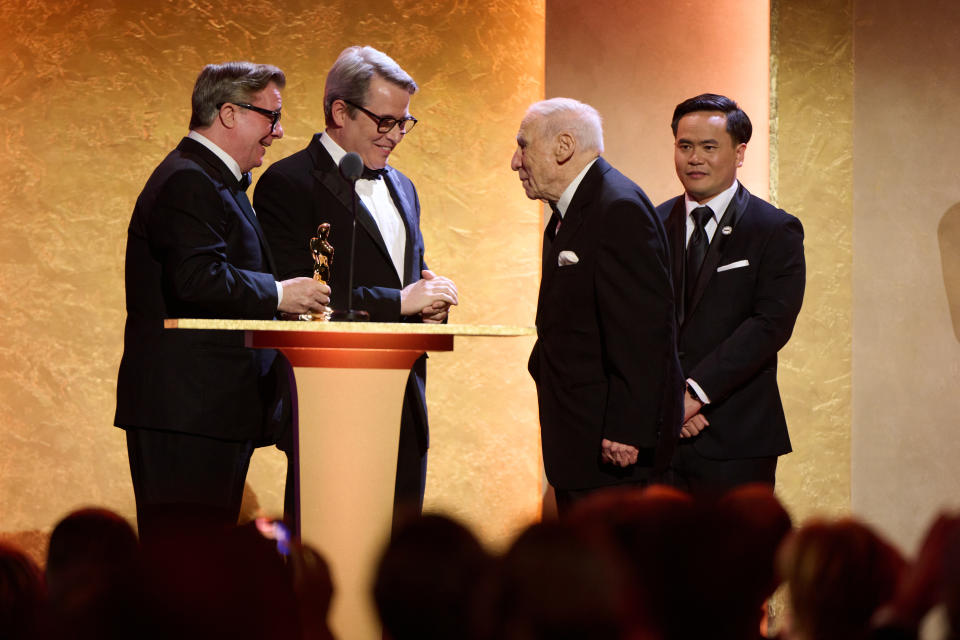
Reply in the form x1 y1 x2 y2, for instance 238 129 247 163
298 308 333 322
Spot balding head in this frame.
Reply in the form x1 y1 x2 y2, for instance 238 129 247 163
525 98 604 154
511 97 604 203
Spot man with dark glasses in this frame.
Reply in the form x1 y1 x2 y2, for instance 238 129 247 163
255 46 458 522
116 62 331 542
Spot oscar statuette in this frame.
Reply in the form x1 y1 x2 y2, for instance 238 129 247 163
299 223 334 321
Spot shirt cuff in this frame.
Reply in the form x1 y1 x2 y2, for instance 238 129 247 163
276 281 283 308
686 378 710 404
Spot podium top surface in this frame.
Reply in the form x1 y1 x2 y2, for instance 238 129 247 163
164 318 535 337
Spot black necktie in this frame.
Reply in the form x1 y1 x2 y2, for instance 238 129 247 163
361 166 386 181
685 206 713 306
238 172 251 191
546 202 562 242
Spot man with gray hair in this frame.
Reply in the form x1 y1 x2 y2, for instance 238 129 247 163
116 62 331 541
513 98 683 512
255 46 457 519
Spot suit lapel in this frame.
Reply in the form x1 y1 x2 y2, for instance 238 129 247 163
308 136 393 270
231 185 279 276
663 198 687 325
686 183 750 317
177 138 278 276
541 212 558 279
384 168 418 287
540 158 604 291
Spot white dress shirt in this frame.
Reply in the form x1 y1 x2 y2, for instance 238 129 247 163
320 133 407 283
554 158 599 217
684 179 739 246
682 179 740 405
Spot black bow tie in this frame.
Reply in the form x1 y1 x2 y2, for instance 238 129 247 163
361 166 387 181
238 172 252 192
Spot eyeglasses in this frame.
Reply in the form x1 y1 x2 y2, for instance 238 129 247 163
217 102 282 132
342 99 418 134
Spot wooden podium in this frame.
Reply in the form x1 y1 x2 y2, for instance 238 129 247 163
165 319 533 640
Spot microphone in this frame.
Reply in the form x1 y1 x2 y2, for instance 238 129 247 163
332 153 370 322
338 151 364 182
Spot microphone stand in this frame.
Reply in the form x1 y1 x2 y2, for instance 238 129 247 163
332 153 370 322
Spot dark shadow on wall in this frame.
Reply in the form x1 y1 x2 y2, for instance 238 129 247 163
938 202 960 343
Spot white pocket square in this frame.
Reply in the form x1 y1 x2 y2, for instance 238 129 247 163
558 250 579 266
717 259 749 272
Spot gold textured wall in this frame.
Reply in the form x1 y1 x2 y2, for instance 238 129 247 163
0 0 544 559
771 0 853 522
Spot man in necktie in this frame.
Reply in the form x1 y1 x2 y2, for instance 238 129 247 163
513 98 684 513
115 62 332 542
657 93 806 495
254 46 458 521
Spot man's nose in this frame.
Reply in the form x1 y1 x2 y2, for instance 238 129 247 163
272 122 284 139
385 125 403 144
510 149 521 171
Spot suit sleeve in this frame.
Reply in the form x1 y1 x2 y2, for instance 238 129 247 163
596 199 679 446
150 169 278 319
254 167 315 281
690 216 805 403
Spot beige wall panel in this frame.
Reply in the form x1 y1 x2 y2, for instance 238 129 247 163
0 0 544 555
771 0 853 524
545 0 770 206
852 0 960 553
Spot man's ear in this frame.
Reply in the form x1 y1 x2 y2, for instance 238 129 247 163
555 132 575 164
218 103 238 129
330 99 350 128
736 142 747 168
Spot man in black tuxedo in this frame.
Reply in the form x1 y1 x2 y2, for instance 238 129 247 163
513 98 684 513
254 46 458 518
115 62 331 541
657 94 806 495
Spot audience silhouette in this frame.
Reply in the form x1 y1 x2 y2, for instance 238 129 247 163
3 491 959 640
0 541 44 639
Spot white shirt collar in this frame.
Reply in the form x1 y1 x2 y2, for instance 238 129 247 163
187 130 243 182
554 158 599 217
319 131 348 167
684 179 740 222
319 131 390 179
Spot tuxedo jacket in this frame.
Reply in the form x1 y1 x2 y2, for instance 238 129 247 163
115 137 285 443
253 134 429 448
657 184 805 460
529 157 684 491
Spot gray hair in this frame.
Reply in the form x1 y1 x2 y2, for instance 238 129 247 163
525 97 604 154
189 62 285 130
323 46 418 125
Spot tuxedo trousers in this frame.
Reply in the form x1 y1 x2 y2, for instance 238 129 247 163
668 440 777 498
125 427 258 544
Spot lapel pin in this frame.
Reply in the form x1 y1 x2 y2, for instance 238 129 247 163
721 226 733 236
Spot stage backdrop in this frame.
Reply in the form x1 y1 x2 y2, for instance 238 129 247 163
8 0 952 577
851 0 960 555
0 0 543 558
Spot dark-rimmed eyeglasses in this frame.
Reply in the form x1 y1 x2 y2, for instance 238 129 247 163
217 102 282 132
342 99 417 134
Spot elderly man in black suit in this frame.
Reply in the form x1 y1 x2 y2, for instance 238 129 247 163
115 62 331 541
513 97 684 513
254 46 458 519
657 93 806 495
